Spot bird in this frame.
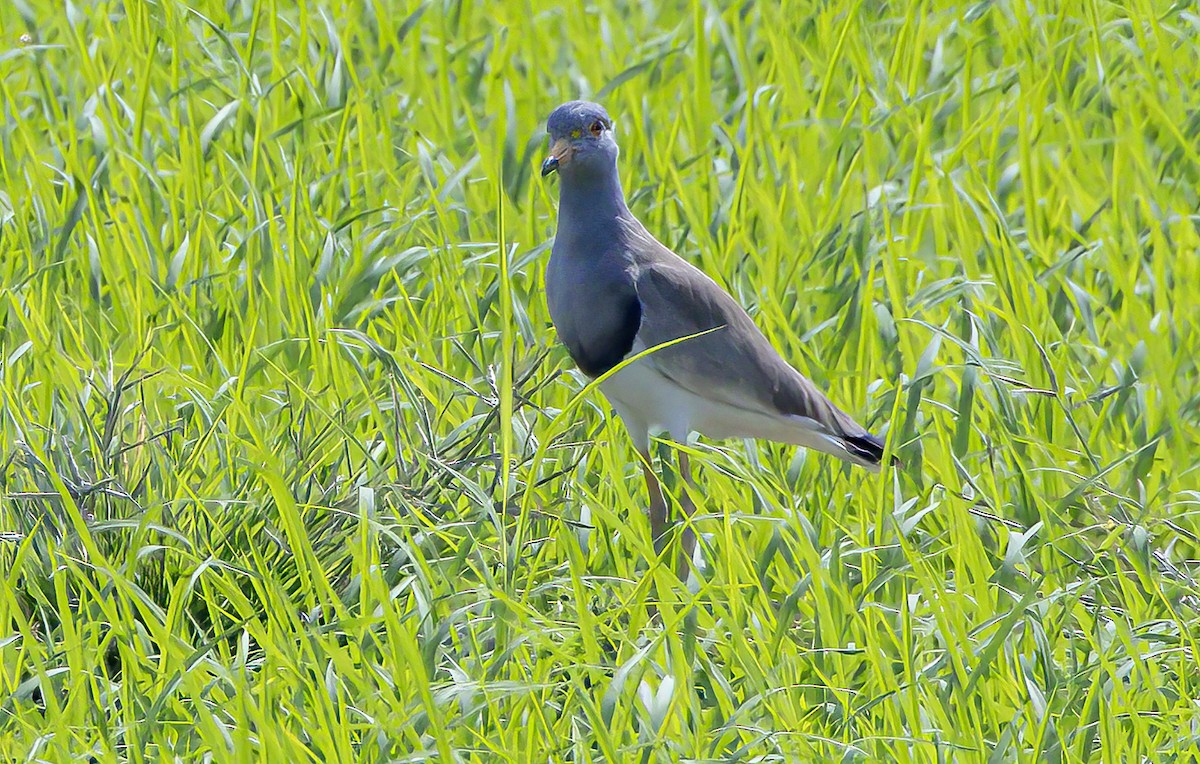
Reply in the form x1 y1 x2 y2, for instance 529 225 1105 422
540 100 889 574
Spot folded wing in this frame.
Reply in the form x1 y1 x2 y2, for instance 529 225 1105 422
632 249 884 467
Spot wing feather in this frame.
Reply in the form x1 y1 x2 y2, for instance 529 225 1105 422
627 232 875 450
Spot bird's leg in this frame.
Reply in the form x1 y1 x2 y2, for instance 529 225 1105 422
676 450 700 576
639 448 669 556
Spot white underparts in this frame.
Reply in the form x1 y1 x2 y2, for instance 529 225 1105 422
598 351 880 472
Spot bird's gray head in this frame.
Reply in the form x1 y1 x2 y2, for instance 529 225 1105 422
541 101 617 181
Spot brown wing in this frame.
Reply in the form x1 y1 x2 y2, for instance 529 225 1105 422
632 251 871 443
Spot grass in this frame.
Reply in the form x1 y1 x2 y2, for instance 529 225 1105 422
1 0 1199 760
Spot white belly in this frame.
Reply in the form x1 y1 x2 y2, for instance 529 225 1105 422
597 354 856 461
598 356 750 450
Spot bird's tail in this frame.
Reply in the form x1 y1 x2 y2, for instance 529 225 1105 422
840 431 892 473
843 431 884 462
775 414 895 473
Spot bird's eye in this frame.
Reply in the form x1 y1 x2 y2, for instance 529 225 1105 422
590 120 604 136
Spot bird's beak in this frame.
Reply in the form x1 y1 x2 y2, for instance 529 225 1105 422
541 138 573 177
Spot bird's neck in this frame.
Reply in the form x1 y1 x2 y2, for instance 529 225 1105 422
557 171 632 238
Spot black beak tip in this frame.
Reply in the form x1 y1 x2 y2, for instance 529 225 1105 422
540 157 559 177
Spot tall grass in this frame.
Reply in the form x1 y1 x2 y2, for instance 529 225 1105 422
1 0 1198 760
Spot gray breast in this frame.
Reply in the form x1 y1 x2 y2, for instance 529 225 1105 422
545 251 643 378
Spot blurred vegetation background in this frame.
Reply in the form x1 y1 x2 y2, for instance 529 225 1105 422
1 0 1199 760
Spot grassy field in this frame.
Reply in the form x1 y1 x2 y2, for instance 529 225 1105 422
2 0 1199 760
